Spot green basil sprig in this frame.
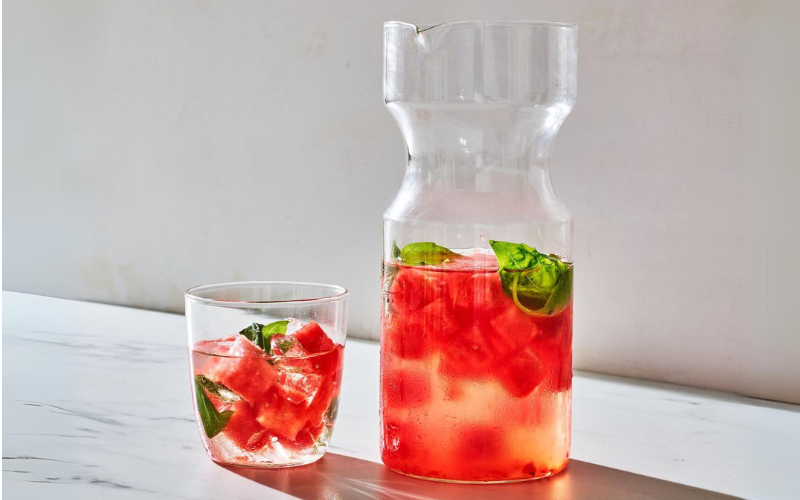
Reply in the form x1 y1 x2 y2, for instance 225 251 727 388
397 242 461 266
194 376 234 438
489 240 573 316
239 320 290 351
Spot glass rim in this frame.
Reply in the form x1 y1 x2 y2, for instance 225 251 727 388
185 281 349 308
192 346 341 360
385 20 578 31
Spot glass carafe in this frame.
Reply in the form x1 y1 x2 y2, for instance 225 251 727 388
380 21 577 483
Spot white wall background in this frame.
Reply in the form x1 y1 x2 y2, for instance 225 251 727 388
5 1 799 403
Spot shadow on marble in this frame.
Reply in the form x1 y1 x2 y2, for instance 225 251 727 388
224 453 744 500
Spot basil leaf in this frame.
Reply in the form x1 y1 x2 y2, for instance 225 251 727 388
391 241 402 260
263 320 289 337
239 322 266 348
399 242 461 266
195 375 241 404
541 265 572 315
489 240 573 316
239 320 289 351
194 376 234 438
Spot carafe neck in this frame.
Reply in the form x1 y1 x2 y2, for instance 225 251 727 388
388 103 571 176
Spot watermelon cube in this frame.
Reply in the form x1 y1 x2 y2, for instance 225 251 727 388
292 322 335 354
303 346 343 429
488 305 540 353
389 267 447 314
437 324 493 380
255 389 309 441
199 337 278 403
222 401 271 451
494 347 545 397
449 272 507 324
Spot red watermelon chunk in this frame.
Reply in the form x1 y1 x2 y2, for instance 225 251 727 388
389 266 448 314
494 347 545 398
199 337 278 403
303 346 343 429
437 325 493 380
292 322 335 354
488 305 540 353
530 303 573 344
304 420 327 441
533 336 573 392
384 298 458 361
222 401 271 451
529 304 573 392
449 272 507 324
388 268 426 313
419 298 460 342
255 389 309 441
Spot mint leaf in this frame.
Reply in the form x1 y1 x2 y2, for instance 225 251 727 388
399 242 461 266
391 241 402 260
239 320 289 351
195 375 241 404
489 240 573 316
194 376 234 438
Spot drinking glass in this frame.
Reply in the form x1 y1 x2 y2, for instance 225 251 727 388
186 281 348 468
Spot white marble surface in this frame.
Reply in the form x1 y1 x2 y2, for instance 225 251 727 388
3 291 798 499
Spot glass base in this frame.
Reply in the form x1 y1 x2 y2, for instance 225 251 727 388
387 461 567 484
212 452 324 469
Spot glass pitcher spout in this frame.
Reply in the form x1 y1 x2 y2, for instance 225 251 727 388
384 20 577 106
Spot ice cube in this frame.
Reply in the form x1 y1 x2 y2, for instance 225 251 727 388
230 335 268 357
193 336 239 356
277 371 323 406
284 317 304 336
270 332 310 357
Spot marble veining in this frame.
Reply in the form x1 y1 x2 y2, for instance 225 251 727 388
3 292 798 500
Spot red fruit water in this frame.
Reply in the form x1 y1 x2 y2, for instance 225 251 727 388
380 251 572 482
191 321 344 467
